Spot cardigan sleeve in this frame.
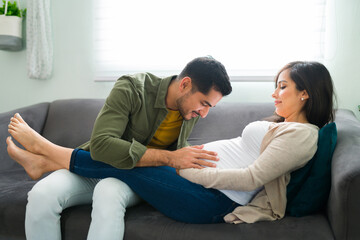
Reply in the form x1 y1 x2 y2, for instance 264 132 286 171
179 123 318 191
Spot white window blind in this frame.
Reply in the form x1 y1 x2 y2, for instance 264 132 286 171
94 0 326 81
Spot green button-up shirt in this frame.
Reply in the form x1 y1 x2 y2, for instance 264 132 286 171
79 73 199 169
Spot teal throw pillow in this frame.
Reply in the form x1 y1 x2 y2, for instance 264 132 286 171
286 122 337 217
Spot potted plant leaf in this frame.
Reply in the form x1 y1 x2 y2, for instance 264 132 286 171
0 0 26 51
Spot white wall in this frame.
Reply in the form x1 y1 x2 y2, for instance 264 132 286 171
324 0 360 119
0 0 113 113
0 0 359 120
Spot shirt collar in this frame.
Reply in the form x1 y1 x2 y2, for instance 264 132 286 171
154 75 177 109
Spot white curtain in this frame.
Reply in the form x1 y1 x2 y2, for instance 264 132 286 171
94 0 327 81
26 0 53 79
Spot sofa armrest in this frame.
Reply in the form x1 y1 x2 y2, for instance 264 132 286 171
328 109 360 240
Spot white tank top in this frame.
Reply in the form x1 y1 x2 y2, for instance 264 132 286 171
203 121 272 205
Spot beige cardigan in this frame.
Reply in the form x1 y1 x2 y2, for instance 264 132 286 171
179 122 318 223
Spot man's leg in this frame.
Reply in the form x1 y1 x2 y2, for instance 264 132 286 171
25 169 99 240
88 178 142 240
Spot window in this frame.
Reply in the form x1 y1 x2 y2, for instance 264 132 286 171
94 0 326 81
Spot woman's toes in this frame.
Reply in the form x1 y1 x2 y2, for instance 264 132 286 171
8 123 16 131
6 137 16 155
10 117 20 124
15 113 25 123
8 128 16 138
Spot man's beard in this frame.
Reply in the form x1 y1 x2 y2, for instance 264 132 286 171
176 92 192 121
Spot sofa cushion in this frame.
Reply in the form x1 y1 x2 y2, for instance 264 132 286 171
58 203 334 240
123 204 334 240
286 122 337 217
0 170 36 239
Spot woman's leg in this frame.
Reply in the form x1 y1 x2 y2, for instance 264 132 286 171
26 169 99 240
8 113 66 156
71 149 240 224
6 136 71 179
88 178 142 240
7 113 72 179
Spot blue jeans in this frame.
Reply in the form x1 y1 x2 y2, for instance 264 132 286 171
70 149 240 224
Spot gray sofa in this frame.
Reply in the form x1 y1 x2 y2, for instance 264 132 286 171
1 99 360 240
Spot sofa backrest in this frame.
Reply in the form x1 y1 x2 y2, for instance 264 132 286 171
41 99 105 148
41 100 275 150
0 100 275 172
188 102 275 145
0 102 49 172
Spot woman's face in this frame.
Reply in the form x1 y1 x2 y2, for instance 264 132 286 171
272 69 308 122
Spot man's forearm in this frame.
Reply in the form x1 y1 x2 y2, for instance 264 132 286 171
135 146 219 169
135 149 173 167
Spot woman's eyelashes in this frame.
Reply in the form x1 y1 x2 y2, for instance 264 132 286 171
278 83 286 90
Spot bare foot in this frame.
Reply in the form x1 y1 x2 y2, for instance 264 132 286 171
8 113 49 155
6 136 47 180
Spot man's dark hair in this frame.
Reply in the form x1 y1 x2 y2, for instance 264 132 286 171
178 56 232 96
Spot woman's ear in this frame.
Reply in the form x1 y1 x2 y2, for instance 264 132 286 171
179 77 192 93
301 90 309 100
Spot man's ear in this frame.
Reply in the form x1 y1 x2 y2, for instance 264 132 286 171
179 77 192 93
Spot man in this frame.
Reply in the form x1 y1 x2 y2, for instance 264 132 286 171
25 56 232 240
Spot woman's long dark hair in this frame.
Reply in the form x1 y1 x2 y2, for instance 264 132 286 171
268 61 336 128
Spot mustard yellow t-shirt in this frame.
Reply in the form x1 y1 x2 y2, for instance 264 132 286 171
147 109 183 149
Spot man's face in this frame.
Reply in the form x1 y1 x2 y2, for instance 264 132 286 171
176 87 223 121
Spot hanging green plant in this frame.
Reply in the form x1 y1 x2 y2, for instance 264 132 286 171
0 1 26 17
0 0 26 51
